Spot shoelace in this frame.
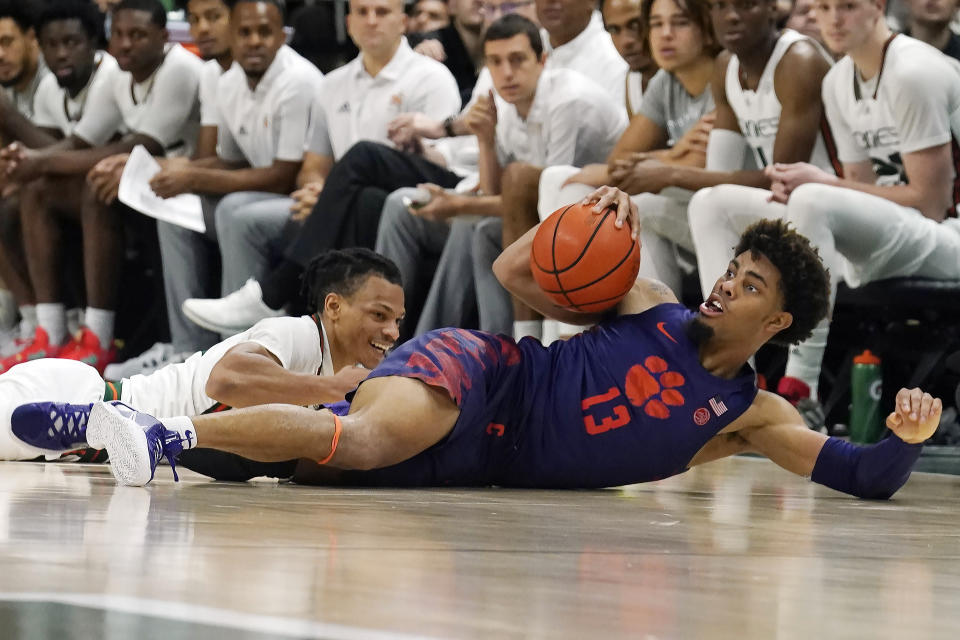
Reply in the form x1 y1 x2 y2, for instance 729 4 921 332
48 403 92 448
158 428 186 482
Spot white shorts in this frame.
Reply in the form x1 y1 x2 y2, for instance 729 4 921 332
0 359 105 460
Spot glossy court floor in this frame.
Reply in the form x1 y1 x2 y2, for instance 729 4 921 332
0 457 959 639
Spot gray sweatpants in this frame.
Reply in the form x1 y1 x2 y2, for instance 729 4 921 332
158 191 291 352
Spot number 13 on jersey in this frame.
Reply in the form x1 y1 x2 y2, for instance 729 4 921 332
582 387 631 435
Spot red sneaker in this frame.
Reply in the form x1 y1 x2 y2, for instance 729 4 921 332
59 327 116 374
776 375 811 405
0 326 63 373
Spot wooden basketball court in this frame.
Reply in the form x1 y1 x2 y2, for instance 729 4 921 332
0 456 958 639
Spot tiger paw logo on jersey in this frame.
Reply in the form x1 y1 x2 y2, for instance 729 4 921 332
624 356 686 419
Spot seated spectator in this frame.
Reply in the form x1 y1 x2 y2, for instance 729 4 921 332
0 1 50 348
148 0 321 357
903 0 960 61
410 0 452 32
0 0 202 373
0 1 48 127
505 0 719 340
593 0 834 302
409 0 485 104
180 0 461 337
602 0 658 119
103 0 235 380
378 14 627 337
687 0 960 409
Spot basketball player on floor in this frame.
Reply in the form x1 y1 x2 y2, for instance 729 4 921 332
15 187 943 500
687 0 960 410
1 250 404 474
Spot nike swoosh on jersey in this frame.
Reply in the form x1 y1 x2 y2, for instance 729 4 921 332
657 322 678 344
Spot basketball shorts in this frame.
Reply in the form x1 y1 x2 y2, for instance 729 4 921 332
334 328 529 486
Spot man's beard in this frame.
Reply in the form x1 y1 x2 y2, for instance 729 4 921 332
685 316 715 348
0 68 25 89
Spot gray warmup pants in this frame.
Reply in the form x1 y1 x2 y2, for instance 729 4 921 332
158 191 291 352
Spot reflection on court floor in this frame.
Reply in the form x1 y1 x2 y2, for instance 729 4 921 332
0 459 958 639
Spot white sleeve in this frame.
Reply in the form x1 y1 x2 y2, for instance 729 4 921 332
305 97 333 156
274 81 316 162
136 51 201 147
887 59 955 154
706 128 748 171
199 63 220 127
543 100 584 167
31 77 59 130
242 317 323 373
73 73 124 146
821 71 865 164
404 61 462 121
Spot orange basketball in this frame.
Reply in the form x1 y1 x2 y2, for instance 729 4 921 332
530 202 641 313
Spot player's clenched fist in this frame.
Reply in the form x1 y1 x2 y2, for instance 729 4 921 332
886 387 942 444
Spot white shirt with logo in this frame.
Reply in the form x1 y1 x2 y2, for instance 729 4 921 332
307 38 460 160
214 46 323 167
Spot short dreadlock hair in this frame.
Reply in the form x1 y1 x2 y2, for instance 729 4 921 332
734 219 830 346
301 248 402 314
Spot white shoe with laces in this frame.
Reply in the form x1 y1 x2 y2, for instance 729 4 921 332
104 342 190 381
181 279 284 336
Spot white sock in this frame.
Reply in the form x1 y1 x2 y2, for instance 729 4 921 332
36 303 66 345
513 320 542 340
85 307 115 350
19 305 36 334
162 416 198 450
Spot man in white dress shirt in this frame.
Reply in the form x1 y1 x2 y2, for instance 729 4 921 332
378 14 627 336
0 0 202 374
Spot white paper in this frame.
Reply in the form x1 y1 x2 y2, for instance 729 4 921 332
118 145 205 233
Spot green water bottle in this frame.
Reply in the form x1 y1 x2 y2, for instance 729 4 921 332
850 350 884 444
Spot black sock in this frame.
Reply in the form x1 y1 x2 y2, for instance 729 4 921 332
261 260 303 310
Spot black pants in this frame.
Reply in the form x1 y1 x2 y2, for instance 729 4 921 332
285 141 462 266
177 448 298 482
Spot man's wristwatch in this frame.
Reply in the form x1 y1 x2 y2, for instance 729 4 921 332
443 115 456 138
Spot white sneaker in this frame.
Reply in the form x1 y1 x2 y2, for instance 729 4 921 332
104 342 190 381
182 279 284 336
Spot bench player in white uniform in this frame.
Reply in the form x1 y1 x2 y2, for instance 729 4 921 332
0 249 404 463
687 0 960 405
1 0 204 374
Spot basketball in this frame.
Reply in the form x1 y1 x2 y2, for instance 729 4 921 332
530 201 641 313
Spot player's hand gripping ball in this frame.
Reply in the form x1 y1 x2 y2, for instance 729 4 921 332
530 201 641 313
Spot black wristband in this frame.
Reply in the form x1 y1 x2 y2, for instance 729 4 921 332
443 116 456 138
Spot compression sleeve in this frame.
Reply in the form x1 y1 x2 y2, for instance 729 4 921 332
811 435 923 500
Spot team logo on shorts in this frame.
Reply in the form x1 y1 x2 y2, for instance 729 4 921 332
693 407 710 426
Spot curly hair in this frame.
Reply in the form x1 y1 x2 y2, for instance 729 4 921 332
734 219 830 346
301 248 402 314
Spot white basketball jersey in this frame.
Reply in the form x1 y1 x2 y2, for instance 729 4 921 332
823 34 960 210
725 29 836 171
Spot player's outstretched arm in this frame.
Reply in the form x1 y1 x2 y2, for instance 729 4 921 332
739 388 941 499
206 343 367 407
